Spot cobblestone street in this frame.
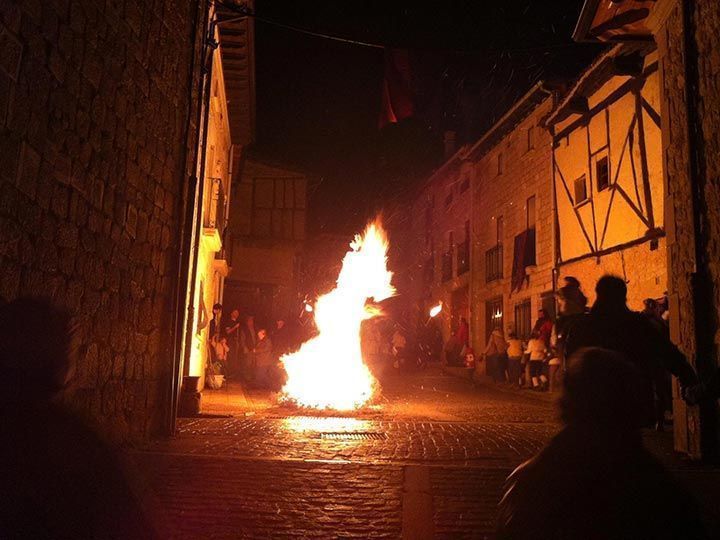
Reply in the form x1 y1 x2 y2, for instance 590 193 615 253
131 368 560 538
131 368 719 538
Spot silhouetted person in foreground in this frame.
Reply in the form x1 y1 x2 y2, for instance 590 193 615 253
498 348 706 540
565 275 697 428
0 298 155 539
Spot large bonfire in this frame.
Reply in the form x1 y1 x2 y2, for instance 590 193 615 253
280 219 395 410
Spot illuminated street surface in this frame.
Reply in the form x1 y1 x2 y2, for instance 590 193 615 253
133 367 560 538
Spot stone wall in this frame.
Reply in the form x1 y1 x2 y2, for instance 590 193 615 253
654 0 720 456
471 97 555 354
690 0 720 369
404 152 472 345
558 238 667 312
0 0 204 441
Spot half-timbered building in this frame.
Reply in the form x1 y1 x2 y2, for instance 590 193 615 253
545 43 664 310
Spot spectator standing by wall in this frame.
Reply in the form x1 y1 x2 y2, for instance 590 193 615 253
506 331 525 387
531 308 553 349
526 331 548 390
484 326 509 383
223 309 242 378
253 329 274 389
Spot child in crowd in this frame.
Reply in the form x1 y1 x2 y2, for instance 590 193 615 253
526 331 548 390
506 331 525 387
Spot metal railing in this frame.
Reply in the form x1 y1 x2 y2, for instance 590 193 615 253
485 243 503 282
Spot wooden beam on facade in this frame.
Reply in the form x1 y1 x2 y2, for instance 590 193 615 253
566 96 590 115
612 53 646 76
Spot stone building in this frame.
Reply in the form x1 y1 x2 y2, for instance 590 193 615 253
405 143 474 348
225 156 307 327
184 4 254 387
573 0 720 464
544 43 665 311
0 0 258 440
0 0 209 441
467 85 556 354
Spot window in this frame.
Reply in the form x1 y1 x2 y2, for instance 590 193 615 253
486 216 503 282
497 152 504 175
527 126 535 152
485 296 504 341
526 196 536 230
596 155 610 191
252 177 306 240
573 175 588 205
514 299 532 340
445 190 454 209
485 244 503 282
457 220 470 275
442 232 454 281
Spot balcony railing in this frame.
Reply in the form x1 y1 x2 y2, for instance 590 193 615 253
485 243 503 282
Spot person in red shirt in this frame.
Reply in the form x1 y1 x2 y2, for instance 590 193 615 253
532 308 553 348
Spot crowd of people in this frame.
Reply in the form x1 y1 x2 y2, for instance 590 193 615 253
1 283 717 537
205 305 297 391
482 305 559 392
479 277 660 389
495 275 714 536
479 275 699 431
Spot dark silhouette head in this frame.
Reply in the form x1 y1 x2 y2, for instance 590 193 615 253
560 347 645 431
556 284 588 313
0 297 78 402
593 275 627 312
563 276 581 288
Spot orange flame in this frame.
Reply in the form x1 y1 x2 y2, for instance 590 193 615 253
280 220 395 410
429 302 442 318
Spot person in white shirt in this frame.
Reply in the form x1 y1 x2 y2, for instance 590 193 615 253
526 331 548 390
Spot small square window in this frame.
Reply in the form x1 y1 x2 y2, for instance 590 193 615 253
596 155 610 191
574 175 588 205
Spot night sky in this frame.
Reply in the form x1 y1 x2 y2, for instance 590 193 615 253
253 1 604 236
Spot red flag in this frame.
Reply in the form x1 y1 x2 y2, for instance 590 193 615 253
379 49 414 129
